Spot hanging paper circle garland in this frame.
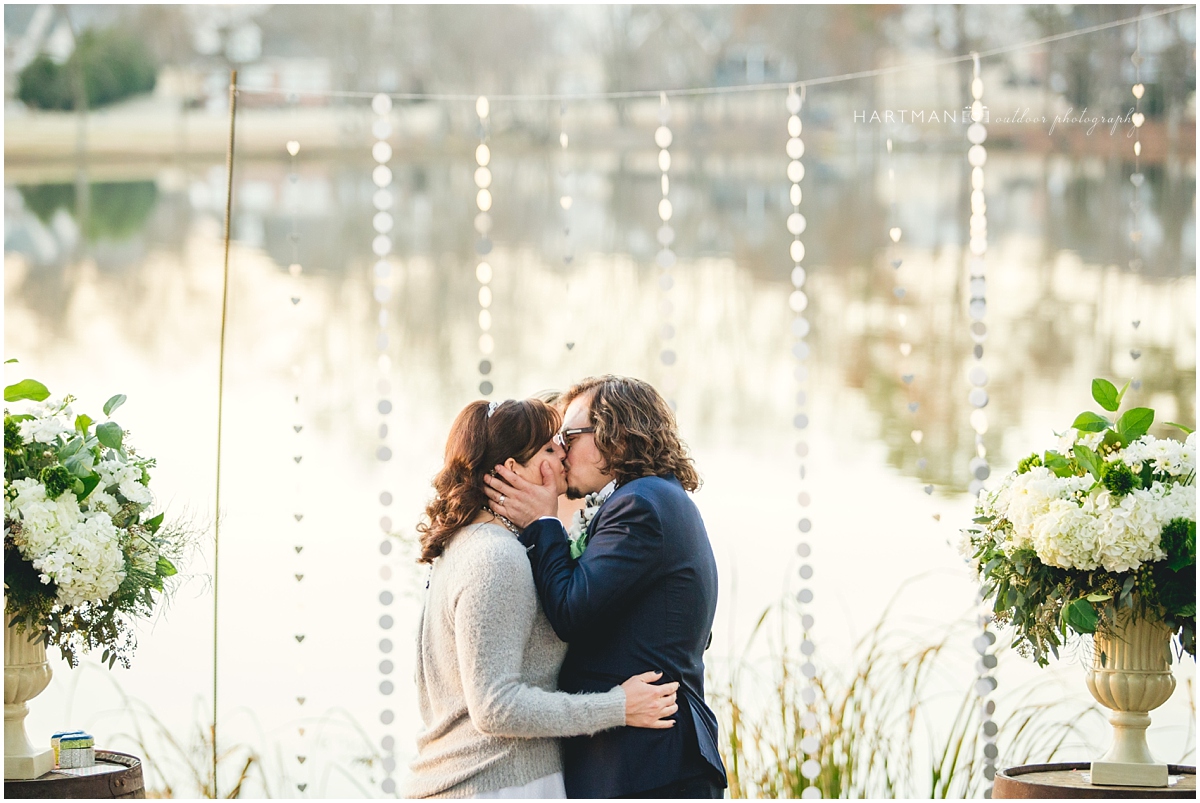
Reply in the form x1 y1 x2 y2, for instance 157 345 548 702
370 91 398 796
786 85 822 802
965 55 998 795
655 93 678 407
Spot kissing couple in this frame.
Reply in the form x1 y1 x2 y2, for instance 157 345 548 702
406 375 727 799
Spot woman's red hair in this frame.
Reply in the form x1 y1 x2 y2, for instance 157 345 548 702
417 399 561 563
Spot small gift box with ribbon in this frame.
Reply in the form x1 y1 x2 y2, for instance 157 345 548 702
51 730 87 767
58 733 96 768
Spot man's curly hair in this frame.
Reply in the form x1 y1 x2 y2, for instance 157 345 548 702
562 375 700 492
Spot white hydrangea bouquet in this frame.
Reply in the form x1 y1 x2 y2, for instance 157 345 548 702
4 373 184 668
960 378 1195 666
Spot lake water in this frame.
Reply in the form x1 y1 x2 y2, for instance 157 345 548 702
5 127 1195 797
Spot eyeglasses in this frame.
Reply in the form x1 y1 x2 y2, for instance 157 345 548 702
553 426 596 451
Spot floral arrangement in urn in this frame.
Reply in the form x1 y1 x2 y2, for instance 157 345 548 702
960 378 1196 665
4 373 185 668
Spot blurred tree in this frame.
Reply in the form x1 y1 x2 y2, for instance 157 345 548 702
19 182 157 241
17 26 156 110
15 53 73 109
125 5 192 69
1026 4 1195 120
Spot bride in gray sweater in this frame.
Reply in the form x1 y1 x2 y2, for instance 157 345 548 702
406 399 678 799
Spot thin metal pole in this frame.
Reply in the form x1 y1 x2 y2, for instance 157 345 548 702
214 68 237 801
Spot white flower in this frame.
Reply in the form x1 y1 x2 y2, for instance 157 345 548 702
1056 428 1104 455
1122 435 1196 479
15 398 75 444
997 468 1089 551
117 475 153 506
1031 498 1101 570
96 459 152 507
956 529 980 569
7 478 126 606
84 489 120 514
18 416 70 445
566 480 617 558
28 511 126 607
8 478 84 557
1090 488 1163 573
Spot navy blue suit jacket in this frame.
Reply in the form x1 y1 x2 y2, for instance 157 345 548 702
519 475 727 798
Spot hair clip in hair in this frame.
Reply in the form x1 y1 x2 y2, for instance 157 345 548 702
487 400 501 418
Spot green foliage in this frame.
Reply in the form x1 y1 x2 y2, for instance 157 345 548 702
4 536 56 631
1041 450 1074 478
103 394 127 417
39 464 75 499
1101 460 1135 497
5 379 187 669
17 28 156 111
1162 519 1196 572
5 378 51 403
1116 407 1155 444
1062 598 1099 634
1091 378 1125 413
4 417 22 453
1071 411 1110 432
963 378 1196 666
1073 444 1103 480
1017 453 1042 474
76 473 100 502
96 421 123 450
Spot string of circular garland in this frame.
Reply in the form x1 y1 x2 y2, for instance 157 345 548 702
784 86 822 800
369 91 400 796
655 93 677 410
475 96 496 398
965 54 999 797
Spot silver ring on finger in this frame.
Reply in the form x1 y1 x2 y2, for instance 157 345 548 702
499 495 507 505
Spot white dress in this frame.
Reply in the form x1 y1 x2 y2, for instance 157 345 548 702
473 771 567 799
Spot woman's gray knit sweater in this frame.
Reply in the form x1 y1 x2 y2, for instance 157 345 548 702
405 522 627 799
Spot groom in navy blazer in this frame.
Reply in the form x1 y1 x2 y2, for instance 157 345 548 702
485 375 726 799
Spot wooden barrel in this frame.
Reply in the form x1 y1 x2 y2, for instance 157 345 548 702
995 762 1195 799
4 750 144 799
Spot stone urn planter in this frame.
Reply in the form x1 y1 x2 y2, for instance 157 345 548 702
4 617 54 780
1084 607 1177 787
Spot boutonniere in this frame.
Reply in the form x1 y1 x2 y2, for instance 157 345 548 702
566 480 617 559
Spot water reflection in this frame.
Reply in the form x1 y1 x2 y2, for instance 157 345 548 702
4 145 1194 795
7 151 1197 481
19 181 159 241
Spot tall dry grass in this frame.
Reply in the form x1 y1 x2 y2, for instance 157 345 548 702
710 595 1100 799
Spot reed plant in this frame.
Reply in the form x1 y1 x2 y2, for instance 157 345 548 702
94 670 386 798
710 595 1100 799
99 685 267 798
